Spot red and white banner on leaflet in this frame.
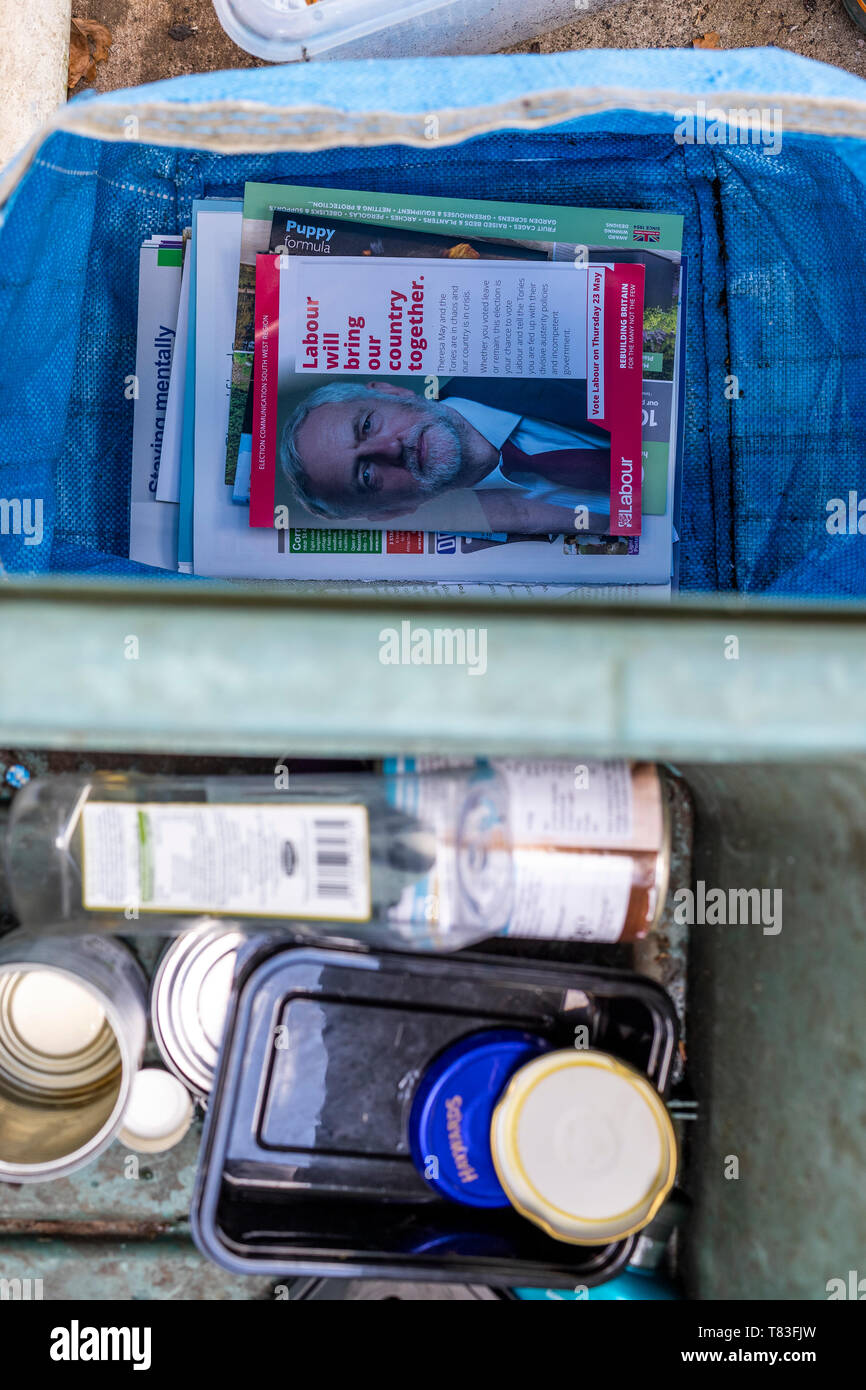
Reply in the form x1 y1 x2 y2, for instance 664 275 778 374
585 263 645 535
254 254 645 536
251 254 281 527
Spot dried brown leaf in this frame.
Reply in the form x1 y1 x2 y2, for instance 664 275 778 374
693 31 722 48
72 18 113 62
68 27 93 91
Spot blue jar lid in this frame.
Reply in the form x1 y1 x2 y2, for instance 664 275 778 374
409 1028 550 1209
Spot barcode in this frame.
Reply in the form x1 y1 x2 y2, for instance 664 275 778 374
314 817 355 899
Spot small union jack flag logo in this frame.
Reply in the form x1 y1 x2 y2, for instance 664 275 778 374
633 226 661 243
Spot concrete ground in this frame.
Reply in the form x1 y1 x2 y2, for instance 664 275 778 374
87 0 866 88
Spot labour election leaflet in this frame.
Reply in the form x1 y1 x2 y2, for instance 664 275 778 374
253 247 644 540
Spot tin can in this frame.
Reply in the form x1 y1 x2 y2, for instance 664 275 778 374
0 930 147 1182
499 760 671 943
388 758 671 944
150 920 246 1098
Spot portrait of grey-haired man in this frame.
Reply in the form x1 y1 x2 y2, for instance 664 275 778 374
279 375 614 535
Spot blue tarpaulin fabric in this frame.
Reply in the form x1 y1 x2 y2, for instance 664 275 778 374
1 48 864 594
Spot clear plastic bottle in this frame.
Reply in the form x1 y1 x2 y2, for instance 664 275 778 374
2 760 669 950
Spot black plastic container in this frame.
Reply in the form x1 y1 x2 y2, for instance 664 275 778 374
191 941 678 1286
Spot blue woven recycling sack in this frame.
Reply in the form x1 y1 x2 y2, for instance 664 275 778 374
1 47 865 594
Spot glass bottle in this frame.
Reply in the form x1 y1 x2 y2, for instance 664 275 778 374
2 760 669 950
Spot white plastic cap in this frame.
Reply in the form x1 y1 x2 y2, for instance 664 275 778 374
491 1049 676 1244
119 1067 194 1153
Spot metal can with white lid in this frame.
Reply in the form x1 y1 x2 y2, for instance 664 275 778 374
0 930 147 1182
491 1049 677 1245
150 920 246 1098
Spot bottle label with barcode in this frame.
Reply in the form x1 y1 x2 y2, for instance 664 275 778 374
80 802 371 922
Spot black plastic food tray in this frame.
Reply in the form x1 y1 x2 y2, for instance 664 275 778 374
191 940 678 1287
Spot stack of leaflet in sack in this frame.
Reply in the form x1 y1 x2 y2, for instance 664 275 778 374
130 185 686 595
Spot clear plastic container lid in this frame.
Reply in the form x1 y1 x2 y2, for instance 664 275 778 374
213 0 461 62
